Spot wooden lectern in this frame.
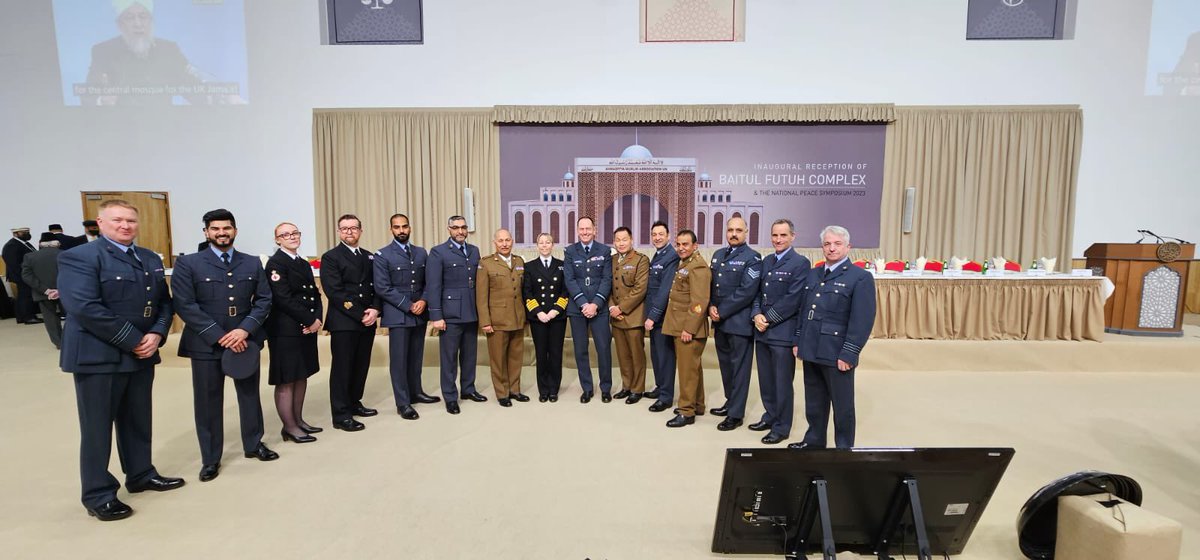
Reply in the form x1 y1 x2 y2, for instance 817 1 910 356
1084 242 1195 336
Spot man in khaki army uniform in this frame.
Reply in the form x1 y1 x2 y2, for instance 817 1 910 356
662 229 711 428
607 227 650 405
477 228 528 407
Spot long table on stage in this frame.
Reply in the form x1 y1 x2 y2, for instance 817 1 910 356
871 273 1115 341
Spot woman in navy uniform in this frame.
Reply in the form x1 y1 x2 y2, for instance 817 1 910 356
522 232 568 402
265 223 323 443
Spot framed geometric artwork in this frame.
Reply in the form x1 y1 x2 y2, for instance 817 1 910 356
966 0 1067 40
325 0 423 45
641 0 745 43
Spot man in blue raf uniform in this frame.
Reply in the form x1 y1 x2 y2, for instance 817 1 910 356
375 213 440 420
707 216 762 431
321 214 382 431
749 219 810 445
642 221 679 412
172 209 277 483
791 226 876 450
563 216 613 403
58 200 183 521
427 215 488 414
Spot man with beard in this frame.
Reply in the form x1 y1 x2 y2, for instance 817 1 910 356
642 221 679 412
172 209 277 482
374 213 439 420
73 220 101 249
662 230 711 428
83 0 216 106
3 227 41 324
563 216 614 403
476 228 527 407
321 214 382 431
57 199 183 521
427 215 488 414
707 216 762 431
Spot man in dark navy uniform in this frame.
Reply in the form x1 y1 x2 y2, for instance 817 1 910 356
563 216 613 403
375 213 439 420
791 226 876 449
642 221 679 412
58 199 183 521
707 216 762 431
173 209 277 483
426 215 488 414
749 219 810 445
321 214 382 431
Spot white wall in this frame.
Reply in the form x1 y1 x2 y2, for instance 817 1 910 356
1 0 1196 256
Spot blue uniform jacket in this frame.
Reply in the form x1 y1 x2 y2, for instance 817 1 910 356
425 238 480 323
57 238 173 374
562 241 613 317
645 245 680 324
751 249 811 346
794 260 876 367
172 249 272 359
709 244 762 337
374 240 429 328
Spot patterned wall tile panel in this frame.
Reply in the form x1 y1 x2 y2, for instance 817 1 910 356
641 0 745 43
1138 266 1181 329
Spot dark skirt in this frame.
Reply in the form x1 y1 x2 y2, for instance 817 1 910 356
267 334 319 385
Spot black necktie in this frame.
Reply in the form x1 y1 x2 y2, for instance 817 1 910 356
460 245 468 258
585 245 591 255
221 252 231 267
126 247 136 259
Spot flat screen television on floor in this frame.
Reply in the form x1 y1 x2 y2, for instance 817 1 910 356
711 447 1015 558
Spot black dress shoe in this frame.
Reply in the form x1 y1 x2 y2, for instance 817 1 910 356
281 429 316 444
498 398 512 407
332 418 365 432
25 318 45 324
787 442 823 450
644 388 660 399
446 401 461 414
86 499 132 521
613 389 632 399
512 393 530 402
198 463 221 482
127 475 185 493
538 395 549 403
748 421 771 432
580 392 592 404
717 417 743 431
761 433 786 445
648 400 670 412
298 423 323 434
352 405 378 417
244 443 280 461
625 394 643 405
548 394 558 402
710 405 730 417
463 392 488 403
398 405 419 420
601 392 612 403
414 392 441 404
666 414 696 428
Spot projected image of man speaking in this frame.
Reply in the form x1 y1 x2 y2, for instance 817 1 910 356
79 0 243 106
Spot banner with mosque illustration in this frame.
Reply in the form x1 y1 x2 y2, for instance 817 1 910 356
641 0 745 43
499 124 886 249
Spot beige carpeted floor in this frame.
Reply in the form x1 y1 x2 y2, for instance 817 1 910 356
2 319 1198 559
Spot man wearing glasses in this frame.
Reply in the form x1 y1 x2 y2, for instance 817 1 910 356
320 215 382 432
426 215 488 414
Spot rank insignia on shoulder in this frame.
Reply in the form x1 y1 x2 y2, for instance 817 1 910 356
344 301 353 309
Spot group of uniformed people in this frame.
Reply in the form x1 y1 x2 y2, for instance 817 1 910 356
56 200 876 522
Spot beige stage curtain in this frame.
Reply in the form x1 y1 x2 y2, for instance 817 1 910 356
312 109 499 252
872 278 1106 341
493 104 895 124
880 106 1082 268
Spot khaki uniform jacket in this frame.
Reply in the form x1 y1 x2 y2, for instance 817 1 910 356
476 252 526 331
662 253 711 338
608 251 649 329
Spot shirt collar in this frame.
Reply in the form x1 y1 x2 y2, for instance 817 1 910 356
102 235 134 252
392 239 410 251
826 256 849 271
342 242 359 253
210 246 232 260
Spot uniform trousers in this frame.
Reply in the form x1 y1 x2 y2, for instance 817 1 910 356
387 326 426 407
569 314 612 394
673 336 706 416
612 326 647 393
439 321 479 402
38 300 63 347
486 329 523 398
755 342 796 438
529 319 565 397
714 330 754 418
648 325 676 402
800 360 856 449
329 329 375 421
74 367 159 508
191 358 264 465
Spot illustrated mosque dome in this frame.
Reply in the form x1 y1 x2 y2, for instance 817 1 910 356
620 144 653 159
563 171 575 180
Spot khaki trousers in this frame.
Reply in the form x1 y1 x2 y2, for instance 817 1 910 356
486 329 524 398
612 326 647 393
673 336 706 416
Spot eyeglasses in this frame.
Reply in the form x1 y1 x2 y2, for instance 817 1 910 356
338 226 361 233
276 231 302 239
